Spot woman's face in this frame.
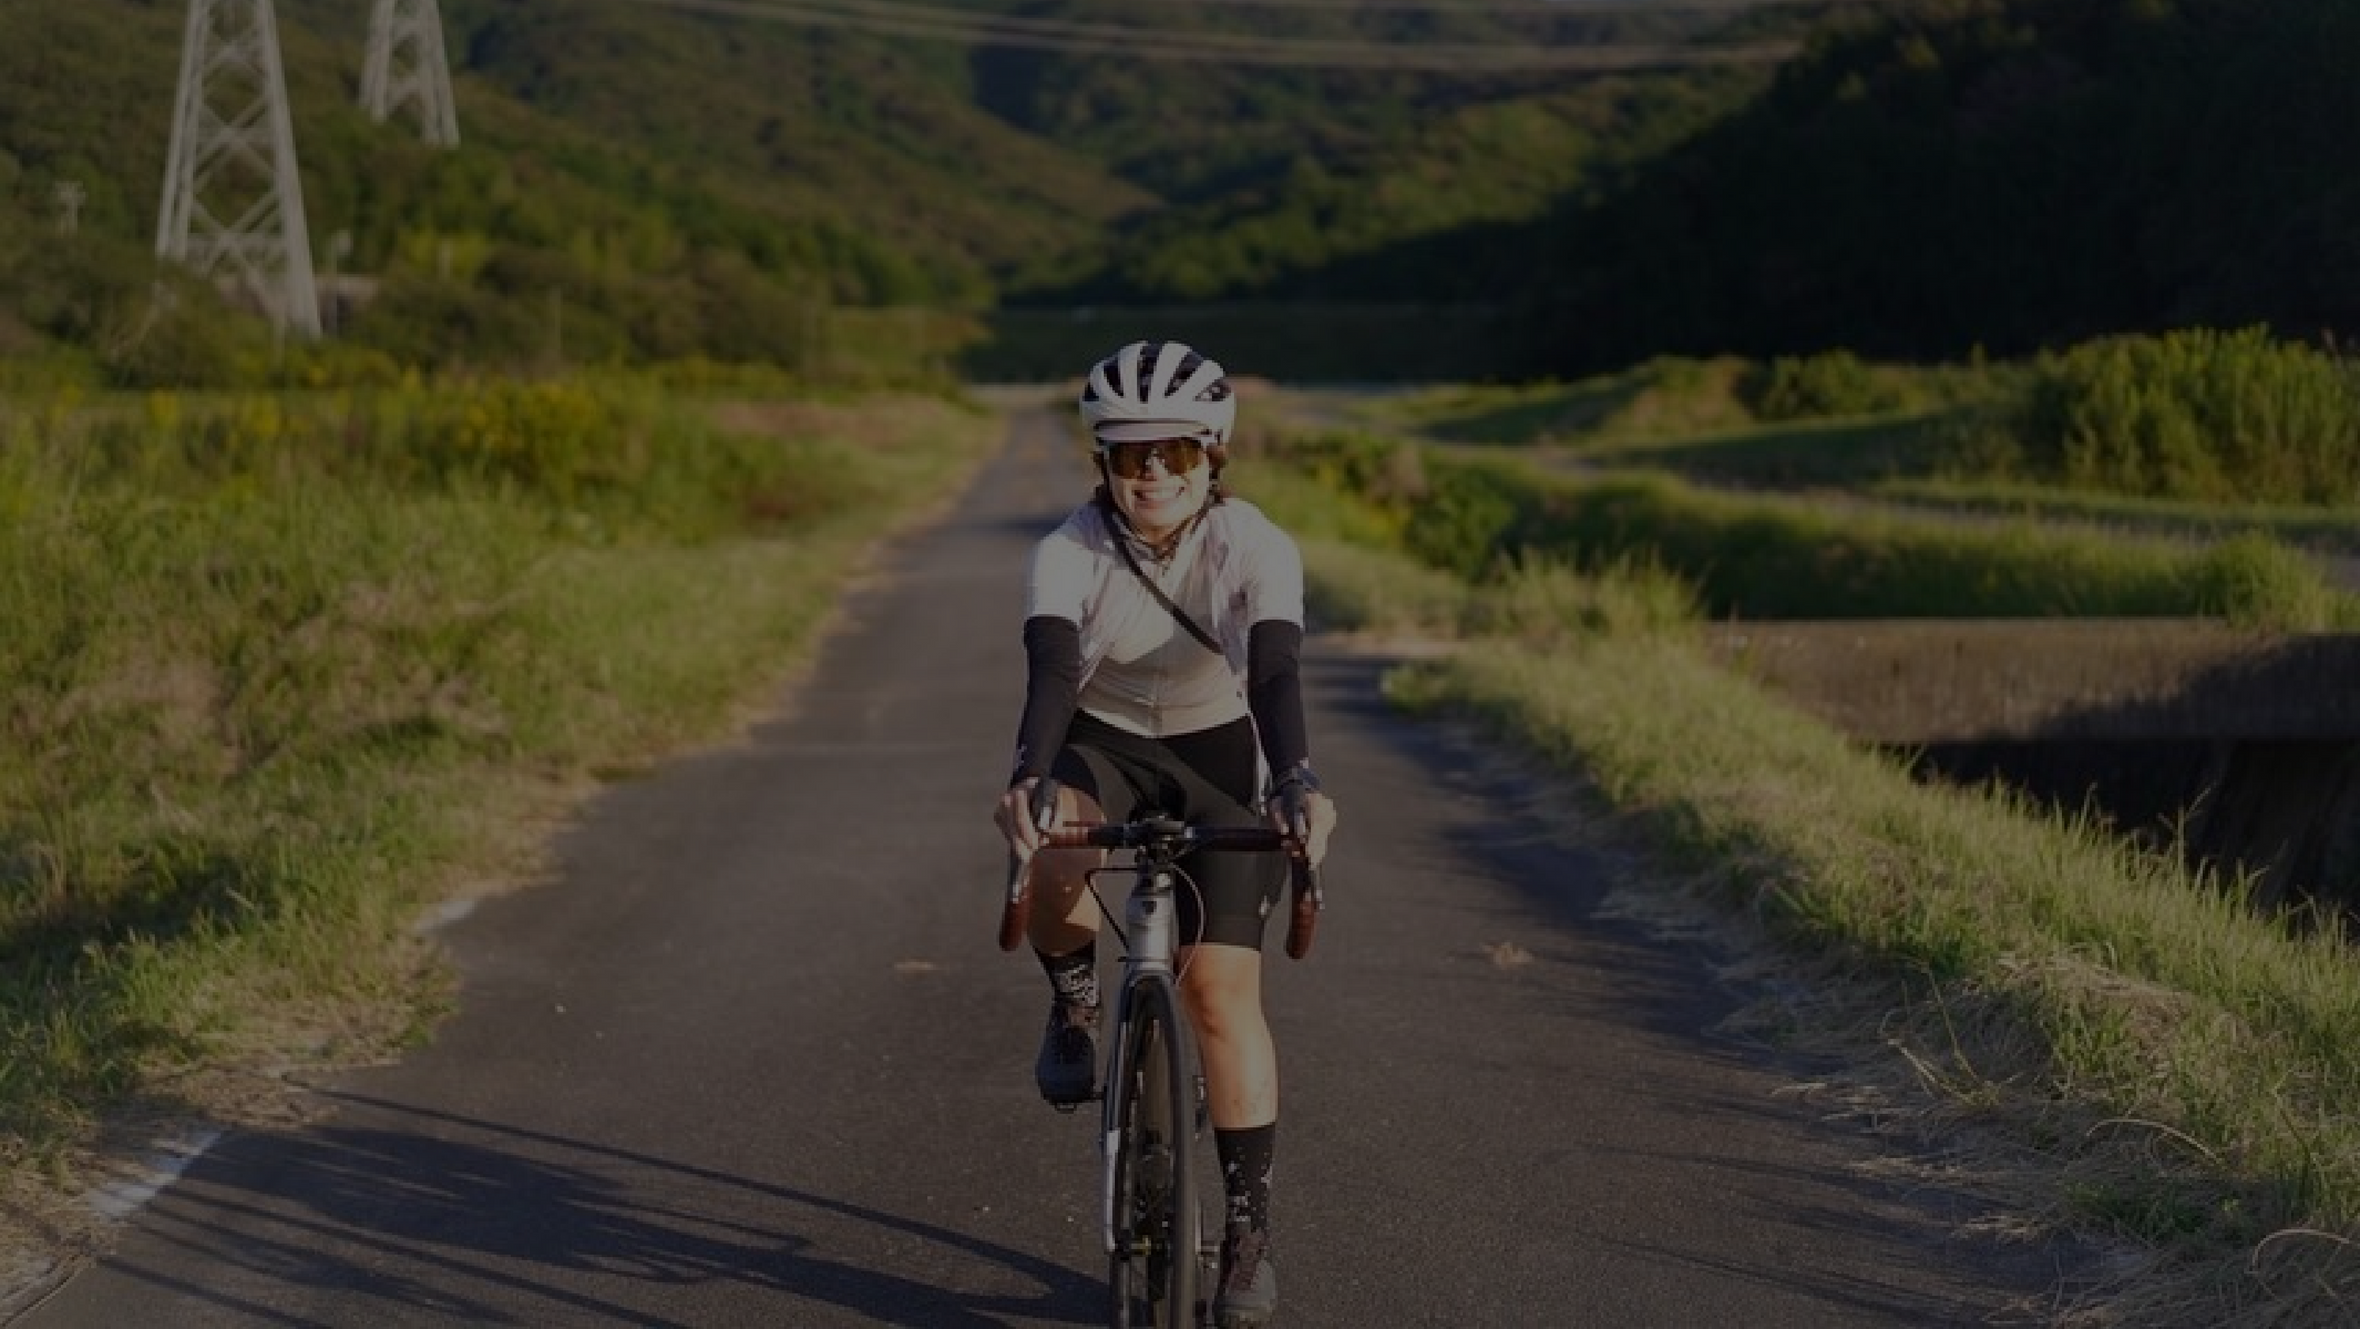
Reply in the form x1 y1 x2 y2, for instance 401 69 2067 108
1102 437 1211 540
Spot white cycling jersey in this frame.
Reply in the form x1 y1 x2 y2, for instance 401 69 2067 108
1024 497 1306 743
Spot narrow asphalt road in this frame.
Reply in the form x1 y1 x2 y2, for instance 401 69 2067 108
12 406 2076 1327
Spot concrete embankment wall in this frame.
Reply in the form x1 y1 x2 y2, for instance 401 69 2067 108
1703 621 2360 919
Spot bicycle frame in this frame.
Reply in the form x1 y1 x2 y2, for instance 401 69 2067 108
1085 820 1204 1260
998 790 1321 1328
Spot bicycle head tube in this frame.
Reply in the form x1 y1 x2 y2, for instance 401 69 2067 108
1124 866 1179 971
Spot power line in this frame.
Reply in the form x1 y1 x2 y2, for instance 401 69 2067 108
628 0 1796 68
610 0 1801 71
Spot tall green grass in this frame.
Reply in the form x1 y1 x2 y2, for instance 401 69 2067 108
1266 427 2360 627
0 380 999 1153
1866 477 2360 556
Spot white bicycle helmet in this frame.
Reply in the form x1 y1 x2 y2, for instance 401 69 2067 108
1079 340 1236 449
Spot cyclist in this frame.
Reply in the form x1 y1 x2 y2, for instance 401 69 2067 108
995 339 1338 1327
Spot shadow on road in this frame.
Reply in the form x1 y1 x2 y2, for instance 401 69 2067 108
1286 648 2088 1325
100 1090 1097 1327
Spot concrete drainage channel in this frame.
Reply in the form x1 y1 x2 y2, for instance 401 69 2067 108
1704 619 2360 918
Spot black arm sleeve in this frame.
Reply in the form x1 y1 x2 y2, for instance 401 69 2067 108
1010 615 1082 785
1246 620 1310 777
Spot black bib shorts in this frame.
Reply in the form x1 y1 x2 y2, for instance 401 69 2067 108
1051 710 1286 951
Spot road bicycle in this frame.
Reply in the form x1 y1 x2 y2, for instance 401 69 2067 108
998 781 1322 1328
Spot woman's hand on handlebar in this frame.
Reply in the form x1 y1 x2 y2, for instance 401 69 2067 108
1271 786 1337 868
996 776 1056 860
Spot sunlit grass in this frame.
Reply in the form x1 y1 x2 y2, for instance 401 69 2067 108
0 382 1000 1156
1872 476 2360 556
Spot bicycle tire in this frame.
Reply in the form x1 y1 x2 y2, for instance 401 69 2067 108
1107 975 1203 1329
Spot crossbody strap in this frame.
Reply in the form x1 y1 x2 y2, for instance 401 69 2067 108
1109 524 1221 655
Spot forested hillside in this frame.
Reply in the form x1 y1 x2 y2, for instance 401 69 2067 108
1493 0 2360 375
1 0 2354 383
1013 0 2360 376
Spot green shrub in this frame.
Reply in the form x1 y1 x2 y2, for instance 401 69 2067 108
1269 426 1426 509
2016 327 2360 504
1401 460 1528 580
1745 349 1901 421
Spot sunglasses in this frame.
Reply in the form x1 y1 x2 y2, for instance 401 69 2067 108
1101 438 1209 479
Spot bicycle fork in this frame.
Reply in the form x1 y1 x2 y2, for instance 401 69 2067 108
1099 986 1217 1308
1101 869 1189 1258
1097 1009 1133 1258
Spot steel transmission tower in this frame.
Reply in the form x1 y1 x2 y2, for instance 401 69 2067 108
156 0 321 338
362 0 459 146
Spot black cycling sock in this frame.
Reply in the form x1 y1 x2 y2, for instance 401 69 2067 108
1216 1122 1276 1233
1037 942 1099 1009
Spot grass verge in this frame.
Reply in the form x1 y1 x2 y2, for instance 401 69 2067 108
1252 465 2360 1326
0 385 1001 1194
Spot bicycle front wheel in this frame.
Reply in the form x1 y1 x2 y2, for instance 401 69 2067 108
1108 975 1203 1329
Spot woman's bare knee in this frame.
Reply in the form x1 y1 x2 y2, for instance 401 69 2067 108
1027 787 1106 945
1180 946 1265 1039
